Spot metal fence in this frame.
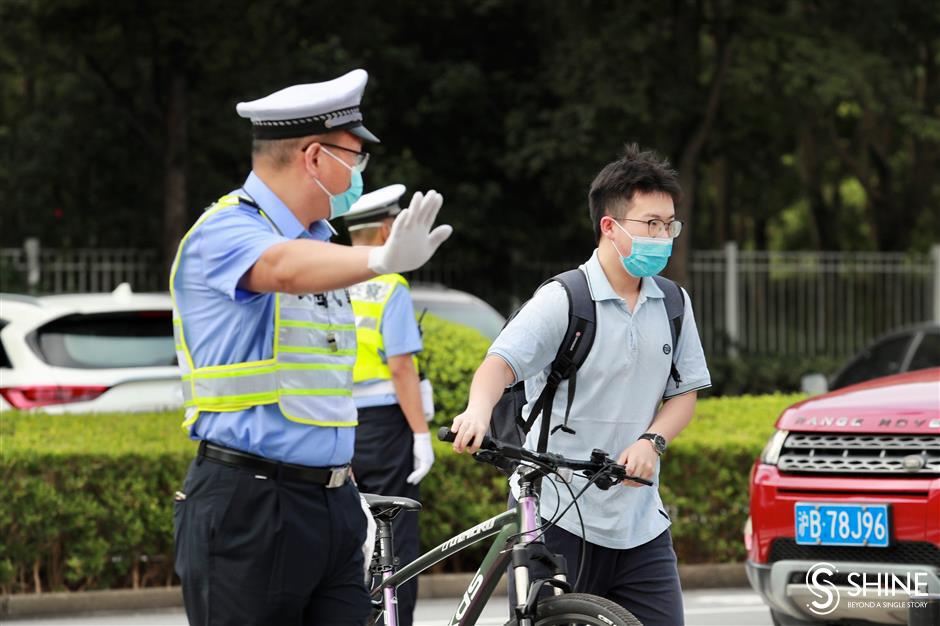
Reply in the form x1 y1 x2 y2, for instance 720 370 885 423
2 240 938 359
691 244 939 359
0 242 161 294
410 246 940 359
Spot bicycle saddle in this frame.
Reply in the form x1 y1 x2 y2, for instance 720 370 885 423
361 493 422 520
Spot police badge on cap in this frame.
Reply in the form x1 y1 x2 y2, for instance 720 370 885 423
236 69 380 143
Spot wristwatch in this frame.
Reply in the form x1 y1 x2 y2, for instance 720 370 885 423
639 432 667 456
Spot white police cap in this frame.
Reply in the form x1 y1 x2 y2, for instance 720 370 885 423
344 184 407 231
236 69 379 142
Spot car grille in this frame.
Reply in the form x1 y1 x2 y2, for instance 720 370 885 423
770 538 940 565
777 433 940 476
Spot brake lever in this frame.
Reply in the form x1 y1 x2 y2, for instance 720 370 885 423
610 467 654 487
588 448 655 488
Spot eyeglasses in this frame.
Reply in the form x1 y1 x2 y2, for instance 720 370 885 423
300 141 370 173
617 217 683 239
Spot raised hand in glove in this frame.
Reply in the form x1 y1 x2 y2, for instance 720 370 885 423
406 432 435 485
368 190 452 275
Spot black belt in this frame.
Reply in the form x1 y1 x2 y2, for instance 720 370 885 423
200 441 351 488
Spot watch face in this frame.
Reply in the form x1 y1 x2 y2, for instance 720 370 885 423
645 434 666 454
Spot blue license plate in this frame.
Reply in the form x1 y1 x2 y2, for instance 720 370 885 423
795 503 890 548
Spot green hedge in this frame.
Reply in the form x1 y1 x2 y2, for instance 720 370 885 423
0 313 804 592
660 393 803 562
0 412 195 593
415 313 491 429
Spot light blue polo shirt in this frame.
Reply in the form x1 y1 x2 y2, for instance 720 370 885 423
172 171 354 466
353 285 424 409
489 250 711 549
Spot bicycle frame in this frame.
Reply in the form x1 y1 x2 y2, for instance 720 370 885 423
370 431 649 625
369 433 642 626
371 508 516 626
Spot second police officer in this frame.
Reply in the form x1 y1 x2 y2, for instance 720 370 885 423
344 184 436 626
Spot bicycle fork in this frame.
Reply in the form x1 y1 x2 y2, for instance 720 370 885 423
512 481 571 624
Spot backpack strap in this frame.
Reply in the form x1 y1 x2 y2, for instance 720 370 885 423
520 269 596 452
652 275 685 388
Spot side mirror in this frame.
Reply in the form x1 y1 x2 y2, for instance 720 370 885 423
801 373 829 396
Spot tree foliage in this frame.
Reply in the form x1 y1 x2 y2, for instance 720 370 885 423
2 0 937 290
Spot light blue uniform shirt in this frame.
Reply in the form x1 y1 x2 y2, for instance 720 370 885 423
353 285 424 408
489 250 711 549
173 171 354 466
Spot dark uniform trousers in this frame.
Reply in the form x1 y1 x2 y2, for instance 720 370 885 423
174 450 371 626
507 495 685 626
352 404 420 626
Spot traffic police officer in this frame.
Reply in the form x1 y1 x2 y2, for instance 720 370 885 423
344 185 435 626
170 69 452 626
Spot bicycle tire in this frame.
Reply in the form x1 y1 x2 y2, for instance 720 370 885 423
504 592 643 625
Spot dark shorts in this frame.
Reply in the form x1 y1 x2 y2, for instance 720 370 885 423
174 455 370 626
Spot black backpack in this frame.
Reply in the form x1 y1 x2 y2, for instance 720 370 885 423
489 269 686 452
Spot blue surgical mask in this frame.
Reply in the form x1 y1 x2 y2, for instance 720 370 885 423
315 148 364 219
611 220 672 277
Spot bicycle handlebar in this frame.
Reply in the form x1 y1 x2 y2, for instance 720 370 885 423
437 427 653 487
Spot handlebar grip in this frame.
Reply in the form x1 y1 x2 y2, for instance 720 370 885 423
437 427 456 443
437 427 496 450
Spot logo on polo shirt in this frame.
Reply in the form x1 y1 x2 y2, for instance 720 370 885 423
663 344 671 355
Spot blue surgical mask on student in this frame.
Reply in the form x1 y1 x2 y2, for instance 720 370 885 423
611 219 672 278
315 148 364 219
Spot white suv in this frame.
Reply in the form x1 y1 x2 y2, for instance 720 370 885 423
0 284 182 413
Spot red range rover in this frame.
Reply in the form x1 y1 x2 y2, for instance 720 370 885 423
746 368 940 626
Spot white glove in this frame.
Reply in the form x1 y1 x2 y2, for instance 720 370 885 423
368 190 452 274
406 432 435 485
358 494 377 585
419 378 435 422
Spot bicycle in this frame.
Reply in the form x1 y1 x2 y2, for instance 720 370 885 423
361 427 652 625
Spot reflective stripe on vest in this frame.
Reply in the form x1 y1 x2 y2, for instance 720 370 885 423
349 274 418 383
169 194 357 430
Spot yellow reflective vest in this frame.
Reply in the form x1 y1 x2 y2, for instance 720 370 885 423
169 194 358 430
349 274 419 383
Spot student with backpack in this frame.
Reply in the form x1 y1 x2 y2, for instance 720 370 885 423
450 144 711 626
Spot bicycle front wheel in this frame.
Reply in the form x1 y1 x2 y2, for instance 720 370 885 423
505 592 643 626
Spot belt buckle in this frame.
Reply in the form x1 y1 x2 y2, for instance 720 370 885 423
326 466 348 489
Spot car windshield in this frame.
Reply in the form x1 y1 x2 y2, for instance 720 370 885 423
32 311 176 369
833 334 910 389
908 332 940 372
413 299 504 340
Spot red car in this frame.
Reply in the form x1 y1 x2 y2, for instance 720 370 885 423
746 368 940 626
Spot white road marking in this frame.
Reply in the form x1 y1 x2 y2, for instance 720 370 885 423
688 593 767 605
685 605 771 615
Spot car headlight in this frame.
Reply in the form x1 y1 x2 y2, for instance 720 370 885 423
760 429 789 465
